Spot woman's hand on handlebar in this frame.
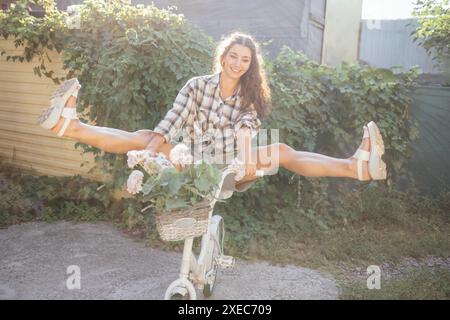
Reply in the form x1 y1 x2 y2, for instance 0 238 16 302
243 162 257 177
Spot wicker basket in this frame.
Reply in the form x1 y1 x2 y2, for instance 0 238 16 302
154 201 212 242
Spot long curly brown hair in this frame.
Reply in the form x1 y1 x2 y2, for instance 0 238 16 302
214 32 272 118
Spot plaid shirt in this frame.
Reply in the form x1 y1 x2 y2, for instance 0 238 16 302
154 73 261 156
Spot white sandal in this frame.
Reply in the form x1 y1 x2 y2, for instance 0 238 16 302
37 78 81 136
367 121 387 180
352 123 387 181
352 126 371 181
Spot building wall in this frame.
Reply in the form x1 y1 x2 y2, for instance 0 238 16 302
0 39 99 178
359 19 441 74
46 0 327 61
321 0 363 66
138 0 326 61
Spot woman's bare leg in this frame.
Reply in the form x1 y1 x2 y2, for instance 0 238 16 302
236 131 371 185
50 98 368 179
277 143 367 179
50 97 173 156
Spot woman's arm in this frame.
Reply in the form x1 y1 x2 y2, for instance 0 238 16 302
145 131 166 154
236 127 257 177
151 78 197 146
234 107 261 176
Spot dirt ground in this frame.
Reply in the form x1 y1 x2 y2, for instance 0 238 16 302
0 221 339 300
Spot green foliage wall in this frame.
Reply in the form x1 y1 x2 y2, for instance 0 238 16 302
0 0 421 251
1 0 214 188
214 48 419 246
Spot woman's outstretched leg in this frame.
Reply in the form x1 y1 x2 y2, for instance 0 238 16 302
276 142 367 179
45 96 172 156
236 128 374 186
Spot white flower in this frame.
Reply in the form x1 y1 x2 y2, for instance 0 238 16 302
127 170 144 195
127 152 140 169
155 153 175 169
127 150 153 168
170 144 193 166
127 150 142 168
141 152 174 175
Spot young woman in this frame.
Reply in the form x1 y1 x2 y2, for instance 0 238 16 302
37 32 386 190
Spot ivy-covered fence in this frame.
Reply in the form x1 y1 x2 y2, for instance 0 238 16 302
0 0 427 255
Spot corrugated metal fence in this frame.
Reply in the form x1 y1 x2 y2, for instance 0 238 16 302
409 86 450 194
359 19 441 74
0 39 99 178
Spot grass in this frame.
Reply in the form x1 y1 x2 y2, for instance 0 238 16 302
213 189 450 299
340 267 450 300
221 194 449 270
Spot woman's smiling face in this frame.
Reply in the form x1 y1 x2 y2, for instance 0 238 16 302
221 44 252 80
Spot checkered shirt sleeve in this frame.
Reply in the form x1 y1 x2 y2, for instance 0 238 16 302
234 105 262 138
153 78 196 143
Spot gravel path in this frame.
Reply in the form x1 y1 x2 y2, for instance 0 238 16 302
336 257 450 285
0 222 339 300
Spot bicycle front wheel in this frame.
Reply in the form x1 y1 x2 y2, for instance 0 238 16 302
203 216 223 297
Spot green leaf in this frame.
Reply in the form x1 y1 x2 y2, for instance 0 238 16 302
194 175 212 192
167 173 186 195
165 198 187 210
141 176 157 195
159 167 177 186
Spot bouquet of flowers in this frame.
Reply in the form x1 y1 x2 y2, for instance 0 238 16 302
126 144 222 213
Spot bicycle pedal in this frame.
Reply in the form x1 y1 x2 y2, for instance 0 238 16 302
217 255 235 269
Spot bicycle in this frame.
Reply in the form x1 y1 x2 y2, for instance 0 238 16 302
163 167 264 300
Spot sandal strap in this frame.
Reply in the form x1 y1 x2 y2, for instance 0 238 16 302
57 108 78 137
71 88 79 99
353 148 370 181
354 126 370 180
353 148 370 161
61 107 78 119
363 129 369 139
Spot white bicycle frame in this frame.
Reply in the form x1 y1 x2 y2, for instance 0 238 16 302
164 167 264 300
